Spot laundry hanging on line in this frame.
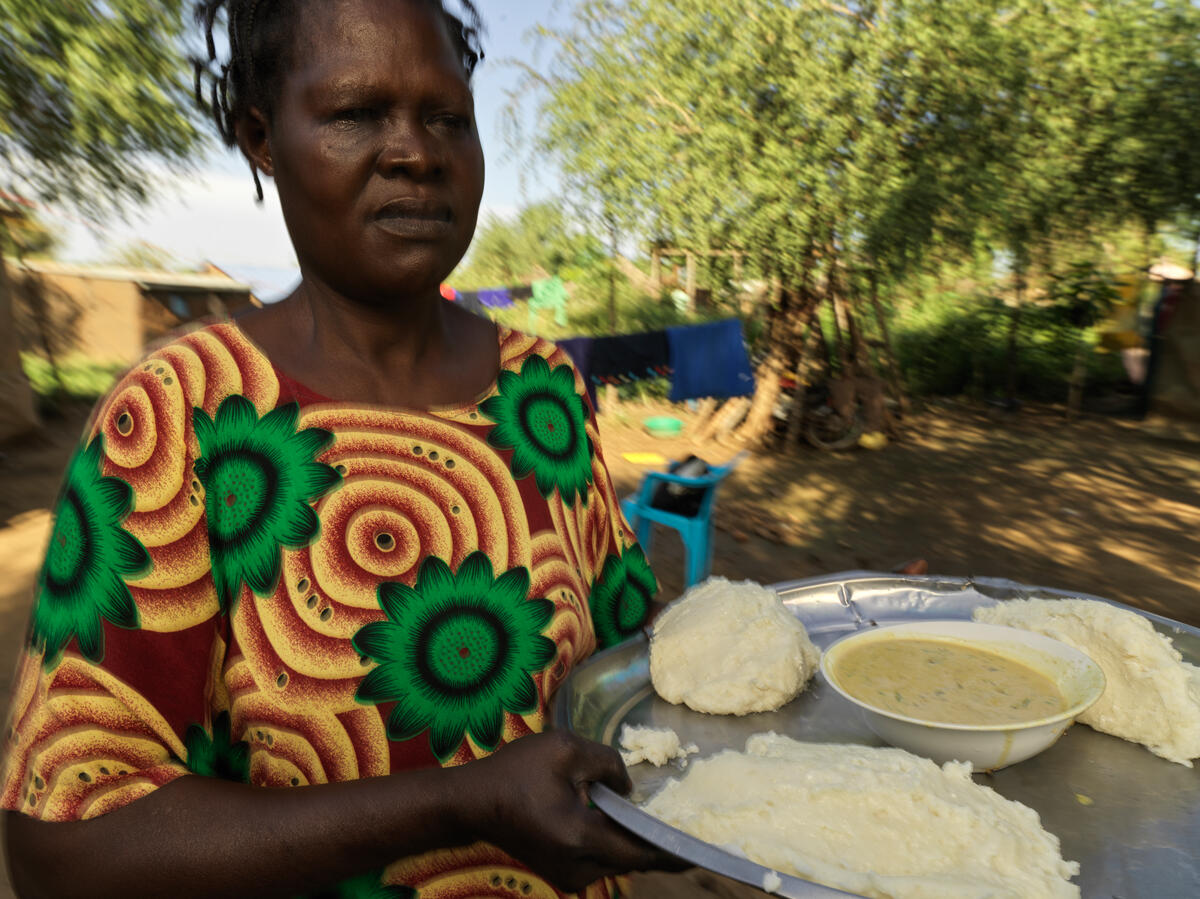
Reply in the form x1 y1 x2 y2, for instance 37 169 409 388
558 330 671 407
529 276 569 328
666 318 756 403
558 319 754 410
443 283 537 311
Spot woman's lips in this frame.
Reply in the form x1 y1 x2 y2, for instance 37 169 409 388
372 199 453 238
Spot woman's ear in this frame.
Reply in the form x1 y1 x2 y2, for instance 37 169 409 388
236 106 274 177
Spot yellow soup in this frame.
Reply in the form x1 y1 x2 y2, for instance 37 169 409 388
833 637 1067 725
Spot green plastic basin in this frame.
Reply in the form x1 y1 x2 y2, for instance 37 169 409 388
643 416 684 438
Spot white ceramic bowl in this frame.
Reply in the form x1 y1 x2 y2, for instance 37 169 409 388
820 620 1106 771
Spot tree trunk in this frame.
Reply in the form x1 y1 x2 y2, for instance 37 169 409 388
732 353 784 446
684 252 697 311
732 282 796 446
785 303 820 446
0 257 40 440
688 397 718 437
20 261 63 405
1067 337 1088 419
703 396 752 444
604 383 619 414
607 224 619 334
1004 304 1022 406
1004 260 1026 407
828 263 852 376
867 269 909 415
1192 228 1199 284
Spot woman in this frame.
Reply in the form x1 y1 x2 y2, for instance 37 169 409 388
1 1 683 895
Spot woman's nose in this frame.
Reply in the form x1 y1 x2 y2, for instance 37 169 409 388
377 120 443 180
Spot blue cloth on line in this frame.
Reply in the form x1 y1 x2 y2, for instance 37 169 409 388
666 319 755 402
557 337 596 404
477 288 514 308
558 331 671 409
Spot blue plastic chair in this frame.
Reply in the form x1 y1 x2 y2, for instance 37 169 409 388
620 453 746 588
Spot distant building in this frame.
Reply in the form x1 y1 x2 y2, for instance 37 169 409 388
8 259 260 365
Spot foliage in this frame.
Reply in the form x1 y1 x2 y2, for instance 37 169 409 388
890 288 1128 403
1044 263 1121 331
517 0 1200 415
452 202 606 289
0 207 59 258
105 241 184 272
0 0 203 217
1 1 206 417
488 267 707 341
20 353 124 405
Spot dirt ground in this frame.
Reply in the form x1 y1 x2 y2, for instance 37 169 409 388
601 398 1200 627
1 398 1198 897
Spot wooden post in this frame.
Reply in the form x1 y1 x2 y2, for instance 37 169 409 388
785 302 820 447
830 292 850 375
867 269 909 415
1004 260 1026 408
685 251 697 309
1067 338 1088 420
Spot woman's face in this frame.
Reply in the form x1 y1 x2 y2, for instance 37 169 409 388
253 0 485 306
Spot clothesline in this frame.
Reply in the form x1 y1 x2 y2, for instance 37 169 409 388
559 319 755 409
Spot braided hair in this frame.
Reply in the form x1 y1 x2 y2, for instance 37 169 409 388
193 0 485 201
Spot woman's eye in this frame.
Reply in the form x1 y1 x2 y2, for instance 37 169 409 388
333 107 374 126
430 114 469 132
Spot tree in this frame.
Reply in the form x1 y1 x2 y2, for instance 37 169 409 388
0 205 59 258
106 240 183 272
525 0 1200 439
0 0 204 418
452 202 605 288
0 1 202 215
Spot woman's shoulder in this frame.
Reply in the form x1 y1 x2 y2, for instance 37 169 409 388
86 319 282 445
496 325 580 375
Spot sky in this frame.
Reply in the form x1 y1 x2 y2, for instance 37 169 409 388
55 0 573 275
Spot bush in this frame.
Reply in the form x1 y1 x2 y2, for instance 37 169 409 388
22 354 126 407
891 295 1128 403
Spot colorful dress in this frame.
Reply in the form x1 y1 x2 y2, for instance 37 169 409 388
1 321 657 898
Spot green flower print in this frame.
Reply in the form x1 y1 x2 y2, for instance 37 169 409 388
194 396 340 611
184 711 249 783
589 545 657 649
32 435 150 668
296 870 414 899
480 354 594 506
353 552 557 762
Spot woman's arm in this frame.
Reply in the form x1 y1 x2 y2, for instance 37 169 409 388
6 730 676 899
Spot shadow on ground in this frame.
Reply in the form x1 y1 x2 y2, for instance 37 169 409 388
601 399 1200 627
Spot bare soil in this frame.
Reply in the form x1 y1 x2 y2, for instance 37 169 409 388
601 398 1200 628
1 399 1198 897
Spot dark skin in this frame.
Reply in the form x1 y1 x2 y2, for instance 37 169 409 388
4 1 684 895
235 0 497 408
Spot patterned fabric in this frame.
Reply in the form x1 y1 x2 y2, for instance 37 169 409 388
1 321 655 899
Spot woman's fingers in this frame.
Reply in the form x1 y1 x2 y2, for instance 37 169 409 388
894 558 929 575
564 732 633 796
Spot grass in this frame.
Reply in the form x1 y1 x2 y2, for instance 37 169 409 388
21 354 126 408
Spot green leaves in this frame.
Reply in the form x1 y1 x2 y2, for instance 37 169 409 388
0 0 203 216
524 0 1200 288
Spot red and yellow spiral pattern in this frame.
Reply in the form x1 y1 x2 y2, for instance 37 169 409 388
3 322 630 898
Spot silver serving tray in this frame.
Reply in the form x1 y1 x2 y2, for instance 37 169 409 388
553 572 1200 898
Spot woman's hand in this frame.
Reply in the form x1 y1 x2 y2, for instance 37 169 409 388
460 730 687 892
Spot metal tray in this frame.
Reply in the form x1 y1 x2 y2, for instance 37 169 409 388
553 572 1200 898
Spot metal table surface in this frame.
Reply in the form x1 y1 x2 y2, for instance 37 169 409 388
554 572 1200 898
